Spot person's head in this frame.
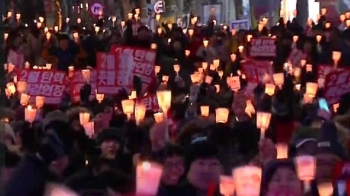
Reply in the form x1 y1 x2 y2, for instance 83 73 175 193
58 35 70 50
149 121 168 152
302 38 314 53
295 138 317 156
13 34 24 48
97 128 123 159
262 160 302 195
160 144 185 185
316 122 345 183
45 120 74 175
186 138 222 191
137 26 151 41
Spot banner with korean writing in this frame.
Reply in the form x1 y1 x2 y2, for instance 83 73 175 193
318 65 344 79
96 52 133 94
287 49 305 67
324 69 350 104
70 70 97 102
230 19 250 31
17 70 68 104
136 94 159 111
111 46 156 95
241 60 273 83
249 37 276 57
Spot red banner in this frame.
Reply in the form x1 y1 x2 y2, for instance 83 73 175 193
137 94 159 111
110 46 156 94
70 70 97 102
17 70 68 104
249 38 276 57
241 60 273 83
324 69 350 104
96 52 133 94
287 49 305 67
318 65 344 79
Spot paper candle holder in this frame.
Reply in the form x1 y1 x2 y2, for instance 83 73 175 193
317 183 333 196
173 64 180 73
79 112 90 125
156 90 171 111
81 69 91 81
306 82 318 97
200 105 210 117
151 43 157 49
229 54 237 63
136 162 163 195
213 59 220 69
265 84 275 96
83 121 94 138
245 100 255 117
135 103 146 125
185 50 190 56
129 90 137 100
121 99 135 119
96 93 104 103
294 155 316 191
20 93 30 106
202 62 208 70
162 75 169 83
25 105 37 123
6 82 16 95
276 143 288 159
256 112 271 140
273 73 284 87
190 73 201 84
220 175 235 196
215 84 220 93
154 112 164 123
203 40 209 48
218 70 224 79
154 66 161 75
215 108 229 123
35 96 45 108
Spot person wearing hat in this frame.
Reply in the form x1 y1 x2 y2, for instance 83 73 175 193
5 120 74 196
316 121 347 183
180 138 223 196
96 128 133 174
289 126 318 157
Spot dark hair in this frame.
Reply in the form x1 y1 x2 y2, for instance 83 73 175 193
261 159 297 193
185 140 219 171
161 144 185 161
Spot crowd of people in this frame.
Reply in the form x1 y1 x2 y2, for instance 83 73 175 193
2 8 350 196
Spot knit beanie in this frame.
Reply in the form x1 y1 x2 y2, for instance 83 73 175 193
185 138 220 171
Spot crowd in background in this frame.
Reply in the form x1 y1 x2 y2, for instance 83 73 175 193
2 8 350 196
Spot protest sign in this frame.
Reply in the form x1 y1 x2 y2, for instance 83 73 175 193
230 19 250 30
17 70 67 104
324 69 350 104
318 65 344 79
111 46 156 94
96 52 133 94
241 60 273 83
70 70 97 101
249 37 276 57
137 94 159 111
287 49 305 67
